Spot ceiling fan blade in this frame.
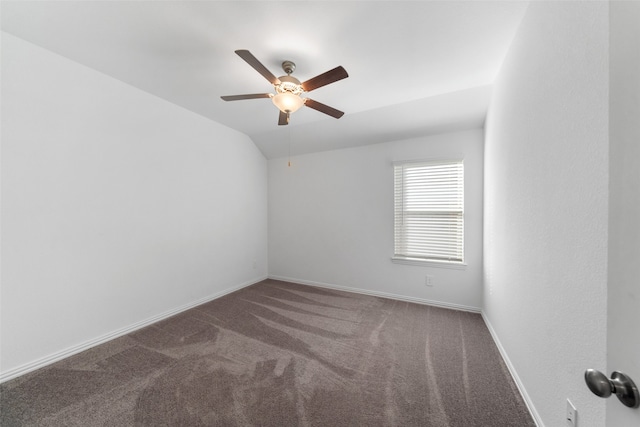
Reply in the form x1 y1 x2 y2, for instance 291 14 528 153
278 111 289 126
221 93 272 101
301 66 348 92
235 50 280 85
305 98 344 119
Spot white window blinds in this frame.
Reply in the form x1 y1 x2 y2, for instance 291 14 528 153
394 160 464 263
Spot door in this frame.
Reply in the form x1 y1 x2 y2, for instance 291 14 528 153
607 1 640 425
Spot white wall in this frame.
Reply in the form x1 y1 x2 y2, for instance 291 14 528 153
269 129 484 310
0 33 268 378
608 1 640 425
483 2 608 426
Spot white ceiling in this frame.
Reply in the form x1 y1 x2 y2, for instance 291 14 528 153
1 1 528 159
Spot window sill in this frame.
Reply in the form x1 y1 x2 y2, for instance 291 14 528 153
391 257 467 270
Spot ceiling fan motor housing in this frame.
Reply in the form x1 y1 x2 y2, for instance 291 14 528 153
275 75 303 96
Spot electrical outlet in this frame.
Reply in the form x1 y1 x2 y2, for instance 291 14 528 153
425 275 434 287
566 399 577 426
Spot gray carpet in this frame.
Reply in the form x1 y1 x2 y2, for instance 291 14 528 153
0 279 535 426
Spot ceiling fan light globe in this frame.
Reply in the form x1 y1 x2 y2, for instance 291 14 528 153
272 92 304 113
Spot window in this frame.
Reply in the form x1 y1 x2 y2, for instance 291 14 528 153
393 160 464 265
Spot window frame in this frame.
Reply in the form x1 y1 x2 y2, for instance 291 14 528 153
391 158 466 268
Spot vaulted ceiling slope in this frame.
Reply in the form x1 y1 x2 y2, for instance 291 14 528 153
1 1 529 158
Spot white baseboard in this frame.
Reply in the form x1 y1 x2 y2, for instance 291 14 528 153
481 312 544 427
0 276 267 384
268 275 481 313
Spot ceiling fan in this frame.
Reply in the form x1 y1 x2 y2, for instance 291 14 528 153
221 50 348 126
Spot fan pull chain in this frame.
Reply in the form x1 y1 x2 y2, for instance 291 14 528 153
288 127 292 167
